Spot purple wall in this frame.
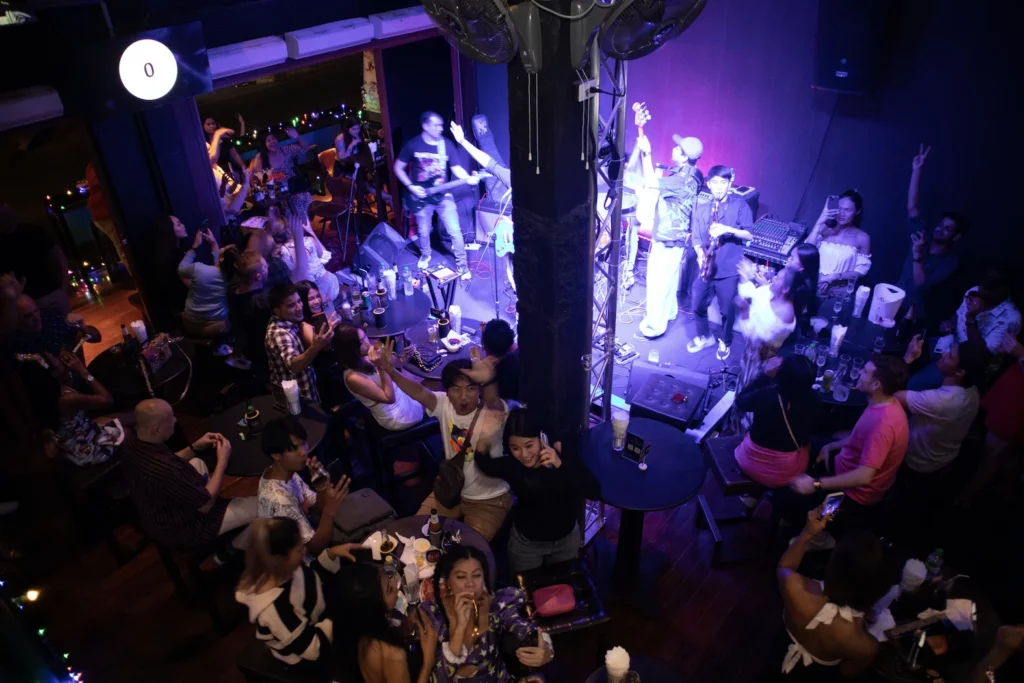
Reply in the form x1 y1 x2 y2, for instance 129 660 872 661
625 0 1023 283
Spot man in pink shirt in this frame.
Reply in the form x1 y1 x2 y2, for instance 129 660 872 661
790 355 909 542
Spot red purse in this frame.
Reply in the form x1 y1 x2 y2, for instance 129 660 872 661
532 584 576 617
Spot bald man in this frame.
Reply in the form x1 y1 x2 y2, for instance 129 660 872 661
11 294 100 356
120 399 256 553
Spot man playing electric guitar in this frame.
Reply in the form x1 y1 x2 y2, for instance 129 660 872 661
626 103 704 341
394 111 481 280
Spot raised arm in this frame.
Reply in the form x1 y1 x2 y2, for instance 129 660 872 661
382 348 437 412
177 231 204 279
451 122 495 170
208 127 234 165
907 144 930 218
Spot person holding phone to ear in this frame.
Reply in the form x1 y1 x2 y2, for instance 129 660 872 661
474 408 602 574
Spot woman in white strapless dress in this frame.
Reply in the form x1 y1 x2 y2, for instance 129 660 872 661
806 190 871 297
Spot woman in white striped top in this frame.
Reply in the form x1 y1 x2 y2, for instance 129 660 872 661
235 517 358 671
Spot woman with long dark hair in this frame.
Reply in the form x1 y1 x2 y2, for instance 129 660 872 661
329 562 436 683
734 355 819 488
786 243 821 332
334 325 423 431
475 408 600 574
249 127 314 222
732 262 798 431
806 190 871 295
422 545 553 682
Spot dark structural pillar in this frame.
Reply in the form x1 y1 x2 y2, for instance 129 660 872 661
508 4 593 445
90 97 223 330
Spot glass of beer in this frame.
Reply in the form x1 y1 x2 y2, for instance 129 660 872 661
427 324 438 344
611 408 629 452
469 344 482 362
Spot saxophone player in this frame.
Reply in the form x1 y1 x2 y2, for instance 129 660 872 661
688 165 754 359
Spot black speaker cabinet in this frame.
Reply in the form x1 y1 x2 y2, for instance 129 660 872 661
629 372 705 432
812 0 888 94
353 222 406 273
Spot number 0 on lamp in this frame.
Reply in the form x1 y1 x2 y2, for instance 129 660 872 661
118 39 178 101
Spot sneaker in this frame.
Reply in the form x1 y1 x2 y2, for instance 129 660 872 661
213 344 233 357
686 336 715 353
789 530 836 552
739 494 760 510
464 242 481 251
417 256 431 270
460 270 472 281
716 339 731 360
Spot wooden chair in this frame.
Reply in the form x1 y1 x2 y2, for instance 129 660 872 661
695 433 768 567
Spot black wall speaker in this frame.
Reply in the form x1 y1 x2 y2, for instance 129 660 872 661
353 222 406 273
812 0 888 94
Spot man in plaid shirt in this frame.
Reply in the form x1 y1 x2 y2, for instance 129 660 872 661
265 284 334 404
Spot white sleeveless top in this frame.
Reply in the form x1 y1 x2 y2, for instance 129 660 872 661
818 241 872 280
343 369 423 431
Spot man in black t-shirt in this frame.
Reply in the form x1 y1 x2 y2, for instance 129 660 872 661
688 166 754 359
393 111 480 279
0 202 71 315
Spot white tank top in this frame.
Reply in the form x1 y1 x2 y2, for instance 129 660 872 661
343 369 423 431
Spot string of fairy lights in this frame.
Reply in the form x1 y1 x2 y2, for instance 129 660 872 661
0 579 84 681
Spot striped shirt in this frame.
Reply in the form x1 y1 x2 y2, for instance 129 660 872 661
236 551 342 664
120 429 228 550
265 314 320 404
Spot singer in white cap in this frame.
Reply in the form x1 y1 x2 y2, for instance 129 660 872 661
631 129 704 340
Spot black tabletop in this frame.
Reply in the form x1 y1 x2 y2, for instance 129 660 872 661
402 317 483 380
377 515 496 589
584 418 705 513
87 339 196 404
358 289 432 339
584 656 685 683
209 395 328 477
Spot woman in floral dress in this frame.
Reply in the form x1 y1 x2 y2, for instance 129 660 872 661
422 545 553 682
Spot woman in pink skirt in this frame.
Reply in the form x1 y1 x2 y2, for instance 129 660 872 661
734 354 820 488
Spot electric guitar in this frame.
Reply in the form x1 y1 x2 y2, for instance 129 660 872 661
632 101 651 136
494 216 514 258
403 172 492 212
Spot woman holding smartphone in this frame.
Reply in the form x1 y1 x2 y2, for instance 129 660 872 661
422 545 553 682
475 407 601 574
806 190 871 296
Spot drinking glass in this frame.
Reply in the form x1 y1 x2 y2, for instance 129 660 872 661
648 348 660 364
794 343 806 357
833 299 843 318
845 277 857 297
852 357 865 370
815 352 827 382
427 324 439 344
849 367 861 385
469 345 482 362
611 409 630 452
874 335 886 353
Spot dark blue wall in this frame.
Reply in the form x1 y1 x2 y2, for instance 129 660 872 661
473 63 511 164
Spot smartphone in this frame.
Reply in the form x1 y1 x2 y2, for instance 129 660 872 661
540 431 550 448
825 194 840 228
819 492 844 519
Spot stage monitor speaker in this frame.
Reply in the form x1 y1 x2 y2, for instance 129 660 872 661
812 0 888 94
629 371 705 431
353 222 406 273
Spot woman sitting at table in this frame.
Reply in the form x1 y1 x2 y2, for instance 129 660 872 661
422 545 553 682
235 517 358 672
177 227 233 342
295 280 347 405
475 408 600 574
329 562 437 683
777 508 889 680
805 190 871 296
735 355 819 489
732 262 797 431
786 243 821 335
335 328 423 431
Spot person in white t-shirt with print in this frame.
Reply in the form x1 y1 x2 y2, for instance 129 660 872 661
384 355 511 541
896 335 990 474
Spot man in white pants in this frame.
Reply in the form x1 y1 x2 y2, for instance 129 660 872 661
632 132 704 340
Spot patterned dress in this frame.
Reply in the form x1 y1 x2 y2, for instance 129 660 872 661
422 587 540 683
54 390 123 467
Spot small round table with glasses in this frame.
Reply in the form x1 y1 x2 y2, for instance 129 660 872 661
209 395 328 477
351 289 433 340
401 317 484 380
87 339 196 408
